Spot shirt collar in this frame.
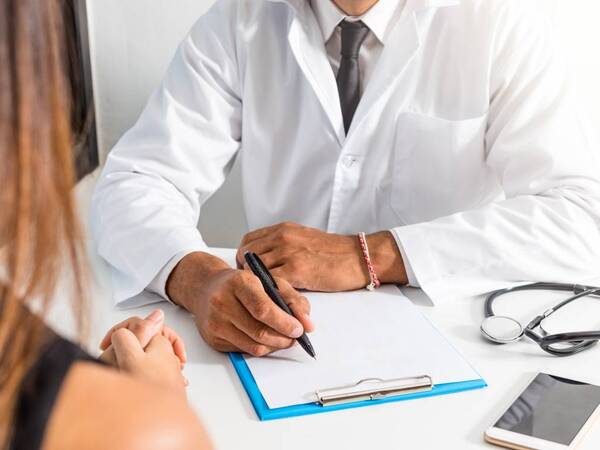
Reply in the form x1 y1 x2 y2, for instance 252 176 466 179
311 0 404 44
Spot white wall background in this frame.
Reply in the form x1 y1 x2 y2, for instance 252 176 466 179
87 0 247 248
554 0 600 148
87 0 600 247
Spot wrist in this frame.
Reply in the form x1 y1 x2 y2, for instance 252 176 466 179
166 251 231 311
364 231 408 285
345 234 372 289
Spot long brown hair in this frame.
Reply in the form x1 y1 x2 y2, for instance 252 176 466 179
0 0 87 442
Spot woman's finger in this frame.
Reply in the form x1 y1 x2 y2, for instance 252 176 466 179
98 347 116 366
128 309 165 348
111 328 144 368
145 335 187 388
99 309 164 350
146 333 177 356
161 325 187 365
99 317 138 350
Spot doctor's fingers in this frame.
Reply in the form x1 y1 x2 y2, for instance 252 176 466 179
236 237 276 267
254 249 288 270
99 309 165 350
270 264 309 291
274 278 314 333
237 222 305 265
240 222 302 247
212 324 280 357
234 275 305 339
226 299 295 349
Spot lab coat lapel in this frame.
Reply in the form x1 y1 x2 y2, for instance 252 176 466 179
274 0 460 145
347 11 420 139
287 7 345 146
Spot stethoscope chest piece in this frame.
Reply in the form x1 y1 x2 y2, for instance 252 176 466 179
480 315 524 344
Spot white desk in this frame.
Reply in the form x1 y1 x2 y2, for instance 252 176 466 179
48 177 600 450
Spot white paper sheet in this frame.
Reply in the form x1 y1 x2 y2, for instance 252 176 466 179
244 285 480 409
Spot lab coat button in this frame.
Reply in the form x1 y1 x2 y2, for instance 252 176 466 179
342 156 358 168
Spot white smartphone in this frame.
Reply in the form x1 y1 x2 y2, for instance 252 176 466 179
485 373 600 450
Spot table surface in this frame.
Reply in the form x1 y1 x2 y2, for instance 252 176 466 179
46 177 600 450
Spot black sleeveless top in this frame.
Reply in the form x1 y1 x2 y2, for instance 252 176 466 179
10 335 100 450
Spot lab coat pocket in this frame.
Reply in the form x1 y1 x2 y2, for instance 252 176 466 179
390 111 488 224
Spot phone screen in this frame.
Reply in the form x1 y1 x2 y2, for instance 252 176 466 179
494 373 600 445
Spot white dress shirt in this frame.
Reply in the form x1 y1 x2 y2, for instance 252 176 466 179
93 0 600 309
148 0 416 301
313 0 403 93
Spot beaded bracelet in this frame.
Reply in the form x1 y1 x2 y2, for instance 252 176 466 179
357 232 381 291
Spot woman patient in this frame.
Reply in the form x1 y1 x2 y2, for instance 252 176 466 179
0 0 210 448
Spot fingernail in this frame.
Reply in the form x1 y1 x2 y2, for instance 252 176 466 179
291 326 303 338
147 309 164 323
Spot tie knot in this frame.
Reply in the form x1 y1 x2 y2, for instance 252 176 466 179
339 20 369 59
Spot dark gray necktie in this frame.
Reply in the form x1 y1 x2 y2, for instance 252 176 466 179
336 20 369 134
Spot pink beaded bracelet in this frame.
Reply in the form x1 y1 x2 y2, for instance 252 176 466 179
357 232 381 291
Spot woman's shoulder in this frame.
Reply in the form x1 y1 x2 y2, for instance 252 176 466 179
42 361 211 450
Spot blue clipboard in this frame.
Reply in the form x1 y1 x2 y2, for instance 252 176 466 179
229 352 487 421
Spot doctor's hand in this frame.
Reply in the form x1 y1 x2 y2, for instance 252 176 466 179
167 252 315 357
236 223 408 292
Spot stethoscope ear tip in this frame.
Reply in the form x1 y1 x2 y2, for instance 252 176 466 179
480 316 524 344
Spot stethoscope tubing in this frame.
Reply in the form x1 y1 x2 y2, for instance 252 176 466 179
484 282 600 318
483 282 600 356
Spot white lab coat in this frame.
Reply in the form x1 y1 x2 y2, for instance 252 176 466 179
92 0 600 305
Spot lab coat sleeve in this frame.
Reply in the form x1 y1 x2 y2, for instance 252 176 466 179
146 251 190 302
392 3 600 303
91 2 242 305
390 230 420 287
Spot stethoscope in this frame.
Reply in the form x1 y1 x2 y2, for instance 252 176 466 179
480 282 600 356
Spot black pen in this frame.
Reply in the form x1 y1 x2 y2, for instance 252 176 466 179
244 251 316 359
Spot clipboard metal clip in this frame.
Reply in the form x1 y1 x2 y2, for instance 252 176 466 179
316 375 433 407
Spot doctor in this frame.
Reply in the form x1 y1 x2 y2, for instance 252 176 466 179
93 0 600 356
